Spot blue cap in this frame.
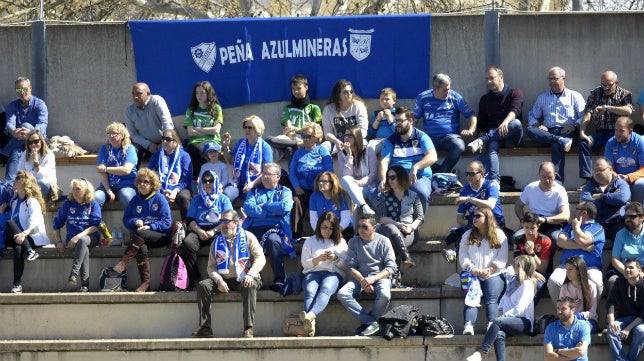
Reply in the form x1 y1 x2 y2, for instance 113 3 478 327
202 142 221 154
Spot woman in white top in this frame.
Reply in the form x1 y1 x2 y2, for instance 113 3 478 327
7 170 50 293
299 211 348 336
17 129 58 201
466 255 537 361
321 79 368 153
459 206 508 335
339 124 379 214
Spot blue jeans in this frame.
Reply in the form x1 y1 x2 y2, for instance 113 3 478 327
579 129 613 179
95 185 137 208
464 273 506 324
480 316 531 361
247 226 288 285
525 126 579 183
409 176 432 214
303 270 342 316
476 119 523 182
1 123 35 182
430 134 465 174
337 277 391 325
630 179 644 204
607 315 644 361
37 179 51 199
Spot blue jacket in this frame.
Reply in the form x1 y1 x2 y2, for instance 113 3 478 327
243 184 294 240
123 191 172 235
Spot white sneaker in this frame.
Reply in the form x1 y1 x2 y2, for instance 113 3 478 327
463 322 474 335
467 138 484 154
465 351 482 361
560 137 573 152
27 250 39 262
10 284 22 294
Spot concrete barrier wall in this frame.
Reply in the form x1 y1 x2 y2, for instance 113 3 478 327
0 12 642 153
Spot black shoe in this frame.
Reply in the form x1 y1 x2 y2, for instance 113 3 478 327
192 327 214 338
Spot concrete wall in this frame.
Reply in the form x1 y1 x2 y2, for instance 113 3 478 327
0 12 642 153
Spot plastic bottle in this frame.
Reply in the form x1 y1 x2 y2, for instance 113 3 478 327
112 227 123 246
98 222 113 246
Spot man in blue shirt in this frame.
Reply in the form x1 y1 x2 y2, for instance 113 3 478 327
2 77 48 182
414 73 477 174
604 116 644 204
378 107 437 213
547 201 605 306
243 162 295 292
526 67 586 183
544 296 591 361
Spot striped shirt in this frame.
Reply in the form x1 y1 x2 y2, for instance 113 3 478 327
527 88 586 128
583 86 633 130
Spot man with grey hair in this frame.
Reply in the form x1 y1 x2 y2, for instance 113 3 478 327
579 70 633 187
2 77 48 182
124 82 174 169
526 67 586 184
413 73 477 173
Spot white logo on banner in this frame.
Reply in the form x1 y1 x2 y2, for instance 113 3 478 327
191 42 217 73
349 28 374 61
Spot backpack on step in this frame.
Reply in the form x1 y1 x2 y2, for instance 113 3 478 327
99 267 127 292
158 252 189 291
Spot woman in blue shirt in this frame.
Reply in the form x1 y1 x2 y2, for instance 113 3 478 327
309 171 354 241
53 178 101 292
95 122 137 208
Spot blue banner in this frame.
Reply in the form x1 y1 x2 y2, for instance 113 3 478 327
129 15 430 115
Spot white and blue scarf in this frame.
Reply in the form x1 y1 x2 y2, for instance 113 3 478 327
213 226 250 281
232 138 263 187
200 170 223 224
158 146 182 191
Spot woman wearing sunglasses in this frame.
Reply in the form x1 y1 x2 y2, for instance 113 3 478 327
221 115 272 204
375 165 423 271
180 170 232 290
95 122 137 208
321 79 368 153
339 125 378 215
458 206 508 336
310 171 354 241
113 169 172 292
17 129 59 201
148 129 192 220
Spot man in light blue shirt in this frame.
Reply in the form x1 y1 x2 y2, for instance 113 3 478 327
544 296 591 361
526 67 585 183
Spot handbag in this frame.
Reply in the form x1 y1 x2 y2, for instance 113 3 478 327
283 313 313 337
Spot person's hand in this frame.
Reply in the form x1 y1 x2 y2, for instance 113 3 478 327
343 141 352 156
56 241 65 253
579 131 593 147
460 129 474 137
164 189 177 202
409 168 418 184
106 189 116 202
241 275 255 288
535 272 546 282
148 143 159 153
13 232 26 244
242 184 252 194
621 328 630 340
222 132 231 146
595 105 607 114
609 321 621 335
295 186 305 196
498 122 509 137
197 228 210 241
217 279 230 293
571 216 582 229
67 235 79 249
524 240 535 254
538 125 549 132
456 196 469 205
383 108 393 123
134 219 144 230
378 180 386 193
335 140 344 152
400 223 414 235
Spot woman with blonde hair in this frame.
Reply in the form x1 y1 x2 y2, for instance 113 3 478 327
221 115 273 203
458 206 508 335
95 122 137 208
18 129 58 201
7 170 50 293
466 255 537 361
310 171 354 240
53 178 101 292
114 169 172 292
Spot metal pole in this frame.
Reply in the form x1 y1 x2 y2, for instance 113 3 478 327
31 21 47 103
484 10 500 68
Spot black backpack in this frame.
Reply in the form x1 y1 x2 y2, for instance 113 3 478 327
378 305 421 340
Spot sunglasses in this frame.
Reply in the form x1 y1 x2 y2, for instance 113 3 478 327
243 125 254 130
465 171 481 177
138 179 151 184
14 176 23 181
342 90 354 95
387 175 397 181
344 133 354 138
302 134 313 139
473 214 484 219
320 225 334 231
358 224 371 230
27 139 40 146
202 179 214 184
15 88 29 94
221 219 234 224
625 214 642 220
161 136 175 142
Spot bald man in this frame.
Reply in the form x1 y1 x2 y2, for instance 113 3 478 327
124 82 174 168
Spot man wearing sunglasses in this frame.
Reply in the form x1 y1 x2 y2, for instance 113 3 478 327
124 82 174 169
547 201 605 307
578 70 633 189
1 77 48 182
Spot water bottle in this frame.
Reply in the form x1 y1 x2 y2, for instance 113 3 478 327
113 227 123 246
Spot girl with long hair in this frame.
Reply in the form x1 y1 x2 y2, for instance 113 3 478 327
18 129 58 200
338 124 378 214
321 79 368 153
560 255 599 332
310 171 354 240
458 206 508 335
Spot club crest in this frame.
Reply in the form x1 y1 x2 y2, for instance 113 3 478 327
349 28 374 62
191 42 217 73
